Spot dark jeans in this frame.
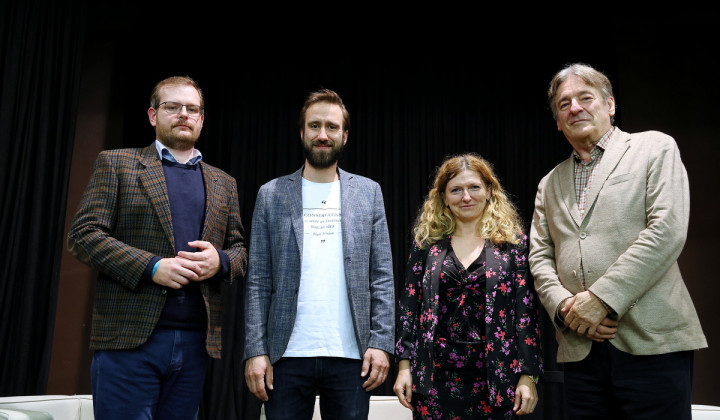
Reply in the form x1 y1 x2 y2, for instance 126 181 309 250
563 341 694 420
91 328 208 420
264 357 371 420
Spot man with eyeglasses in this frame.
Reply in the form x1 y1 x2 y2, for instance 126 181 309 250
68 76 247 419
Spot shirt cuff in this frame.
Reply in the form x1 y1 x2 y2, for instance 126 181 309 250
143 256 163 284
215 249 230 280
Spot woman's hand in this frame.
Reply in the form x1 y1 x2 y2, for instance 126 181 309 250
393 360 413 410
513 374 538 415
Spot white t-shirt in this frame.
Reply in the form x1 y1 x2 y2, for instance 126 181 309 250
282 178 361 359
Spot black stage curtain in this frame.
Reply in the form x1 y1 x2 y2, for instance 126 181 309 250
0 0 86 396
2 4 628 417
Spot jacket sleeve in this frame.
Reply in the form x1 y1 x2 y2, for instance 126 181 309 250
395 241 425 361
67 151 154 291
219 175 248 283
529 174 573 329
243 185 272 360
513 235 543 377
367 183 396 354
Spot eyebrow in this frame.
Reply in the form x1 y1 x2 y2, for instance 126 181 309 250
307 119 340 126
558 89 596 103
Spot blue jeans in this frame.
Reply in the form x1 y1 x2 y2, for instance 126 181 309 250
264 357 370 420
91 328 208 420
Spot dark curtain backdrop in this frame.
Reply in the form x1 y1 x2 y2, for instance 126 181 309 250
3 4 716 420
0 0 86 396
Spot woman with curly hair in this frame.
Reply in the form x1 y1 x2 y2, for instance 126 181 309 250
394 153 543 419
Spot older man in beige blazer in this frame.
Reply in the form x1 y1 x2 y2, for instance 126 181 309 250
530 63 706 420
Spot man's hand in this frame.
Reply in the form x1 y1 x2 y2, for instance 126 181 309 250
177 240 221 280
361 348 390 391
559 295 575 321
563 291 608 336
152 257 200 289
244 355 273 402
585 317 619 342
393 360 413 409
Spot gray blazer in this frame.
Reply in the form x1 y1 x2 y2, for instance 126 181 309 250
244 167 395 363
529 128 707 363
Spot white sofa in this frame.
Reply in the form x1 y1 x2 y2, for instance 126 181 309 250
0 396 93 420
694 405 720 420
1 395 718 419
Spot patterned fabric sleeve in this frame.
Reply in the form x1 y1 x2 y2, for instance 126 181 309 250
512 234 543 378
67 150 156 290
395 241 426 361
220 175 248 283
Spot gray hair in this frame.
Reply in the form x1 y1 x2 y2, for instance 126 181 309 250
548 63 614 123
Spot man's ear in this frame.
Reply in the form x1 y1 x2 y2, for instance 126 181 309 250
148 107 157 127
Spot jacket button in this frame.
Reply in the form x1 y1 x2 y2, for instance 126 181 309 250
161 289 167 295
579 232 587 239
572 270 577 278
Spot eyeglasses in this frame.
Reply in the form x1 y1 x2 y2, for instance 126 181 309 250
158 101 204 116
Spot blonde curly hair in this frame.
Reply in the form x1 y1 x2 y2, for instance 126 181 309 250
413 153 523 247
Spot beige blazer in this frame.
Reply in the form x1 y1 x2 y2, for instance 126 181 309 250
529 128 706 363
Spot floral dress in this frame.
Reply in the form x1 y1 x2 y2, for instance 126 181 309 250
396 235 542 420
413 246 513 419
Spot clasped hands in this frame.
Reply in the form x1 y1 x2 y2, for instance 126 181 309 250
152 240 220 289
561 291 618 342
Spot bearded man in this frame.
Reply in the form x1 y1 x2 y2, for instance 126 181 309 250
68 76 247 419
243 88 395 420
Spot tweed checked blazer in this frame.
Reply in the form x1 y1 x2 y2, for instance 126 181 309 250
243 167 395 364
68 144 247 358
529 128 706 363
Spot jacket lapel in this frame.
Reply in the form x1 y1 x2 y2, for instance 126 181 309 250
287 167 305 257
557 156 582 227
427 238 450 314
199 162 219 241
339 168 355 256
139 145 175 251
582 129 630 225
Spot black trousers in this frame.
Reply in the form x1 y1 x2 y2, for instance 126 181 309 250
563 340 694 420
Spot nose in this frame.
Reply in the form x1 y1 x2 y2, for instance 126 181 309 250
177 105 190 117
569 98 583 113
461 190 472 201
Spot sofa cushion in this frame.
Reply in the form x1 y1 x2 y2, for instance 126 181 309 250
0 395 81 420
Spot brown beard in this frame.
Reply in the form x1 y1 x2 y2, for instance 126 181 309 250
158 135 196 151
156 122 199 151
302 140 343 169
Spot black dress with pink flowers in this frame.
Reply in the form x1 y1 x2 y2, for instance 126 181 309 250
396 235 543 419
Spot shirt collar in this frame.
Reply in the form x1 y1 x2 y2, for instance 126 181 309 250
573 126 615 161
154 139 203 164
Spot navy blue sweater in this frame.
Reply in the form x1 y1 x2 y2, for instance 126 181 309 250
156 159 207 330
